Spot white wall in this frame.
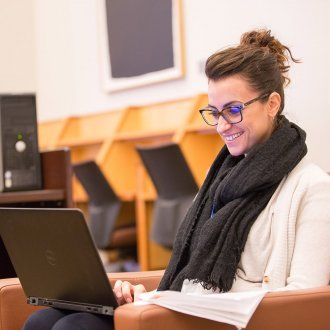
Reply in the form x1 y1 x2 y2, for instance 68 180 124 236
0 0 36 92
1 0 330 170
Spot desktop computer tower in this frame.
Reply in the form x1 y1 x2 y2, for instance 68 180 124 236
0 94 42 192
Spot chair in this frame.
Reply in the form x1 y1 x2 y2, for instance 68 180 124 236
0 273 329 330
136 143 199 248
73 161 136 251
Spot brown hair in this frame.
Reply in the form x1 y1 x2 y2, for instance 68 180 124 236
205 29 300 125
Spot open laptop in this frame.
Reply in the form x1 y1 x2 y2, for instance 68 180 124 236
0 208 118 315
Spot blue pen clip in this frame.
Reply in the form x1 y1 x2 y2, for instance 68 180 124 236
211 203 215 219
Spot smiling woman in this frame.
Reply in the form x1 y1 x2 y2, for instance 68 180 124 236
158 29 330 294
200 29 300 156
208 77 278 156
23 29 330 330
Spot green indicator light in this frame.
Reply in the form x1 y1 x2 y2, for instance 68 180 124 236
17 133 23 140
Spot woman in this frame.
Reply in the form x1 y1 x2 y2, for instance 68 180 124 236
23 29 330 329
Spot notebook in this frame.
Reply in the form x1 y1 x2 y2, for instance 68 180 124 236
0 208 118 315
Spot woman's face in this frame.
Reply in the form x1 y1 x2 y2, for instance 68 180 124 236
208 75 279 156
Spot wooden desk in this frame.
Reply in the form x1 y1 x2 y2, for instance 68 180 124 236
0 189 65 204
0 148 73 208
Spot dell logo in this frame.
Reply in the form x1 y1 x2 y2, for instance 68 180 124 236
45 249 56 267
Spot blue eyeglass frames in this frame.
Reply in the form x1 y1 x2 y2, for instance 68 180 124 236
199 93 270 126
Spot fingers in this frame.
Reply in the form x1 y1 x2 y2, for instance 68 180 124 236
113 280 123 298
133 284 147 302
112 280 147 305
113 280 122 292
121 281 134 303
113 280 125 305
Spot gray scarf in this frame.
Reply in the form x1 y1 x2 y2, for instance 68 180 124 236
158 117 307 292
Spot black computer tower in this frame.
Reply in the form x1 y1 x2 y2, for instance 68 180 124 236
0 94 42 192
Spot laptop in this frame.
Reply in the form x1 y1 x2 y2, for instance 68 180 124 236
0 208 118 315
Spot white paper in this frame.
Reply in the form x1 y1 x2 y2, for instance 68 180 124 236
135 289 267 329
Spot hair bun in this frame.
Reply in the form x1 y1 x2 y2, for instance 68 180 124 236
240 29 299 82
240 29 277 48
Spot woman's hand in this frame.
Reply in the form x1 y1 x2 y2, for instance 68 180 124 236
113 280 147 305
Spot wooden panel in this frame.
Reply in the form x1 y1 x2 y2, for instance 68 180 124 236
0 189 64 204
146 202 171 270
175 93 224 187
187 94 209 127
172 93 208 142
58 110 124 147
99 96 201 200
36 95 225 271
40 148 73 207
38 118 68 149
68 144 102 202
72 177 88 203
135 163 149 271
182 93 216 134
180 132 224 186
135 164 171 271
44 109 127 202
100 137 178 201
117 98 195 136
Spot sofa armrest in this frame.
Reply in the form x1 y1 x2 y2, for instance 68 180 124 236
107 270 164 291
248 286 330 330
3 273 326 330
0 271 164 330
0 278 43 330
114 304 234 330
114 286 330 330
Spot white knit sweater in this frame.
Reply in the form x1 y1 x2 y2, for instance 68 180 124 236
182 157 330 294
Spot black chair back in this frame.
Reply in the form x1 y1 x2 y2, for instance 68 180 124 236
136 143 198 248
73 161 121 249
137 143 198 199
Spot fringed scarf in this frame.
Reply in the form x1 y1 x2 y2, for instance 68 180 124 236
158 117 307 292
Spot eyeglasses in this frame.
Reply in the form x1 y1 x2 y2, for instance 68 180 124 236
199 93 270 126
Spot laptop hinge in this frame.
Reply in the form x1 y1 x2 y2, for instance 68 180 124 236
27 297 114 315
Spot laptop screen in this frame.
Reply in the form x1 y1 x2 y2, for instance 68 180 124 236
0 208 118 309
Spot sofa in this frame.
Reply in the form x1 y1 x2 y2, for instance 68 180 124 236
0 270 329 330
